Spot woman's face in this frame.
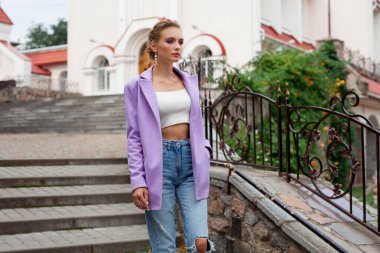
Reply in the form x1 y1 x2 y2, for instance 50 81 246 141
152 26 183 63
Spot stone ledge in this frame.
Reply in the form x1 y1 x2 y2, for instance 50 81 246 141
281 222 338 253
229 174 265 204
209 165 229 182
210 166 341 253
257 198 295 226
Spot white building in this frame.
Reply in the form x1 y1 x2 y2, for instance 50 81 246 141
0 7 31 86
0 7 69 91
67 1 379 82
67 0 380 126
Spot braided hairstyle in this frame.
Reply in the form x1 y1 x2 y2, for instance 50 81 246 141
145 19 181 61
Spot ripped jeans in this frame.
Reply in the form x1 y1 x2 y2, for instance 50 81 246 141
145 139 215 253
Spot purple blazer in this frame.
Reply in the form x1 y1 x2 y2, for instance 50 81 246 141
124 65 212 210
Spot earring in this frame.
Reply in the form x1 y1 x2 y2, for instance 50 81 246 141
154 52 158 64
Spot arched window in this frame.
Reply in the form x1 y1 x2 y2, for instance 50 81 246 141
59 71 67 91
98 58 110 90
199 48 213 88
199 48 212 58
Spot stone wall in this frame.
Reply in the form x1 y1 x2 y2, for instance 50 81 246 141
175 166 339 253
207 178 306 253
0 82 81 103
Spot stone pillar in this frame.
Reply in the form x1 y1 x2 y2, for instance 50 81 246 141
82 68 95 96
316 38 345 59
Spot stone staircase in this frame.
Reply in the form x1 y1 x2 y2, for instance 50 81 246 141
0 163 151 253
0 95 126 133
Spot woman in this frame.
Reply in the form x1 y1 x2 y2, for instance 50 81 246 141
124 19 215 253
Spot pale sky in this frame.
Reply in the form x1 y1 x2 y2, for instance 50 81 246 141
0 0 68 43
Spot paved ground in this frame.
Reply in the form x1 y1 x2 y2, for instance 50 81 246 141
0 133 126 160
0 224 148 252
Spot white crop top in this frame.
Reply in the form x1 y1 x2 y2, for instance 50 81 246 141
155 88 191 128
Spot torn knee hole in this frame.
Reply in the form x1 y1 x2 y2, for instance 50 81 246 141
191 236 215 252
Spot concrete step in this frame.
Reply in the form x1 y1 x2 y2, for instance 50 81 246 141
0 127 125 133
0 116 125 123
0 203 145 235
0 104 124 116
1 120 125 128
0 184 132 209
0 114 123 119
0 224 150 253
17 116 125 124
0 111 125 117
0 95 127 133
0 164 130 188
1 101 125 113
0 106 125 113
5 103 125 111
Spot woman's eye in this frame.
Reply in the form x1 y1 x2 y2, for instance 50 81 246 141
166 39 183 45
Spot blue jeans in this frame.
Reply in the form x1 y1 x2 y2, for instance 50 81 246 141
145 139 215 253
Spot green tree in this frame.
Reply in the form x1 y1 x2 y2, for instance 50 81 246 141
24 18 67 49
222 41 354 189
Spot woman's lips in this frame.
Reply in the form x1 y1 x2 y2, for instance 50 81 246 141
172 53 181 57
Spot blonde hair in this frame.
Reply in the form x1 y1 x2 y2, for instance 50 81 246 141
146 19 181 60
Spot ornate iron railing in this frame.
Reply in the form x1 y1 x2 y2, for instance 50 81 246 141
343 46 380 79
205 77 280 171
12 75 79 93
283 87 380 237
195 68 380 237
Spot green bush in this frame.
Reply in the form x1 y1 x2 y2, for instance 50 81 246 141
221 41 354 190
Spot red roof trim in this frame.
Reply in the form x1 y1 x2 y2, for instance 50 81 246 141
32 65 51 76
0 40 55 76
190 33 227 56
25 48 67 66
203 33 227 56
102 44 114 53
0 40 29 60
0 7 13 25
363 76 380 95
261 24 315 51
25 48 67 77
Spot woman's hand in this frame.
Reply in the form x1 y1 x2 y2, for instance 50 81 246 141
132 187 149 210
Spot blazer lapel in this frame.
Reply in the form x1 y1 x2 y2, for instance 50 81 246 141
139 79 161 129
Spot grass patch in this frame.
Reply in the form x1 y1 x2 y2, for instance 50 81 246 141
352 186 377 209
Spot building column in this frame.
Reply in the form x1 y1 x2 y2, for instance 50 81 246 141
252 0 262 58
168 0 178 21
115 55 138 94
83 68 95 96
295 0 303 42
273 0 282 34
118 0 127 38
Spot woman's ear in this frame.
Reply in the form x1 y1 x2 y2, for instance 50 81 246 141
150 42 157 53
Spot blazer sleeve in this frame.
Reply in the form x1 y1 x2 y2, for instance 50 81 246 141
124 81 148 192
